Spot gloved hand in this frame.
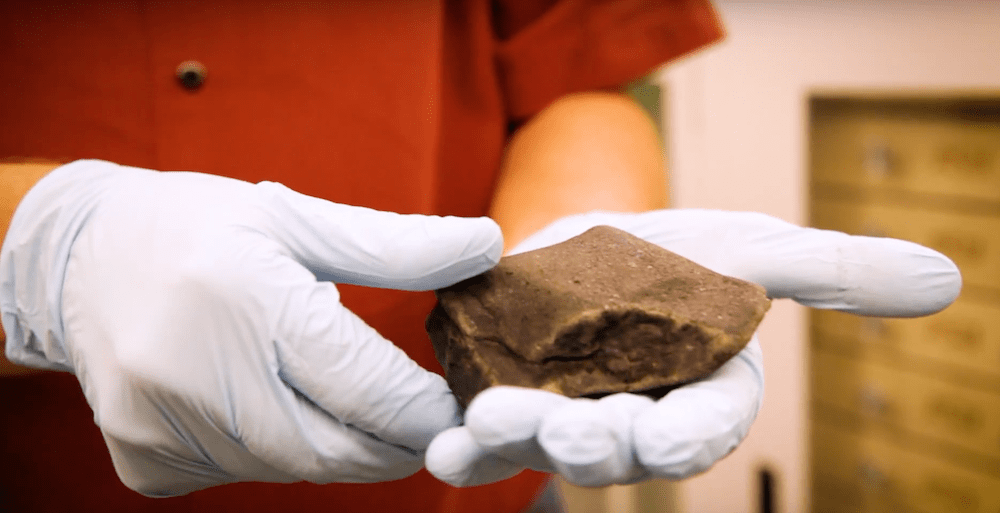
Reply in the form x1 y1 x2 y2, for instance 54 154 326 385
0 159 503 496
426 209 962 487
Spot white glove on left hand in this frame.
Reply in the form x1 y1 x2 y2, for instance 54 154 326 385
426 209 961 487
1 159 503 496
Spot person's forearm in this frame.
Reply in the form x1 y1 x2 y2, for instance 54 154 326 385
1 161 62 375
1 161 60 245
489 92 668 252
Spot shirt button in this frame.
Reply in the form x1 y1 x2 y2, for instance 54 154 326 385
175 60 207 90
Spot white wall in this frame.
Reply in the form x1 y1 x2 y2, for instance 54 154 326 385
657 2 1000 512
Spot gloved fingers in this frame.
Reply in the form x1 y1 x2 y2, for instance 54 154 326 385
425 427 525 487
102 432 235 497
272 278 462 451
634 338 763 480
99 328 425 490
101 425 300 497
425 387 573 488
241 387 426 484
99 372 426 493
426 387 654 488
238 239 463 452
713 213 962 317
254 181 503 291
78 279 425 491
463 386 573 472
537 393 654 487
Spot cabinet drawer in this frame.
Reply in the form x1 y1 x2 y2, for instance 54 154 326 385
812 112 1000 200
812 200 999 289
812 421 1000 513
811 297 1000 384
812 351 1000 460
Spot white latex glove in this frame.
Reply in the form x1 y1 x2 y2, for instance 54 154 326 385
426 209 962 487
0 160 503 496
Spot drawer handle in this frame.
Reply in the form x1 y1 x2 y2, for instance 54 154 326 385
922 396 983 435
862 143 897 179
925 319 983 353
860 221 889 239
860 317 889 342
920 474 981 512
858 385 891 419
857 461 893 494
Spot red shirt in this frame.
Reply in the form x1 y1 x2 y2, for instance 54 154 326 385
0 1 723 511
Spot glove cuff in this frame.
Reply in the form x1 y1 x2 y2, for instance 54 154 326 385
1 159 131 371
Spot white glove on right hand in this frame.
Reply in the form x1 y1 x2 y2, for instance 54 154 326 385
427 209 961 487
1 160 503 496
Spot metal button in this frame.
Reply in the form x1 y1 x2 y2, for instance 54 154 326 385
176 60 207 90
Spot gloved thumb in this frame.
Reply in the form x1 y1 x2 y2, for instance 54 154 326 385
254 182 503 290
720 213 961 317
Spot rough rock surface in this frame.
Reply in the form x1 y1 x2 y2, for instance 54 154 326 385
426 225 771 407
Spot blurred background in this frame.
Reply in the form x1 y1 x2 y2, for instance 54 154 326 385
565 1 1000 512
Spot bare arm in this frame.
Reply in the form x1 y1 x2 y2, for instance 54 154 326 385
488 92 668 252
1 161 61 375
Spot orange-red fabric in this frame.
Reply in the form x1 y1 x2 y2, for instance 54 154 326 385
0 1 723 511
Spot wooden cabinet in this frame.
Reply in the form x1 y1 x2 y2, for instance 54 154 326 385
809 97 1000 513
812 423 1000 513
811 110 1000 201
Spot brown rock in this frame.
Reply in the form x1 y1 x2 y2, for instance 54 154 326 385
426 225 771 407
